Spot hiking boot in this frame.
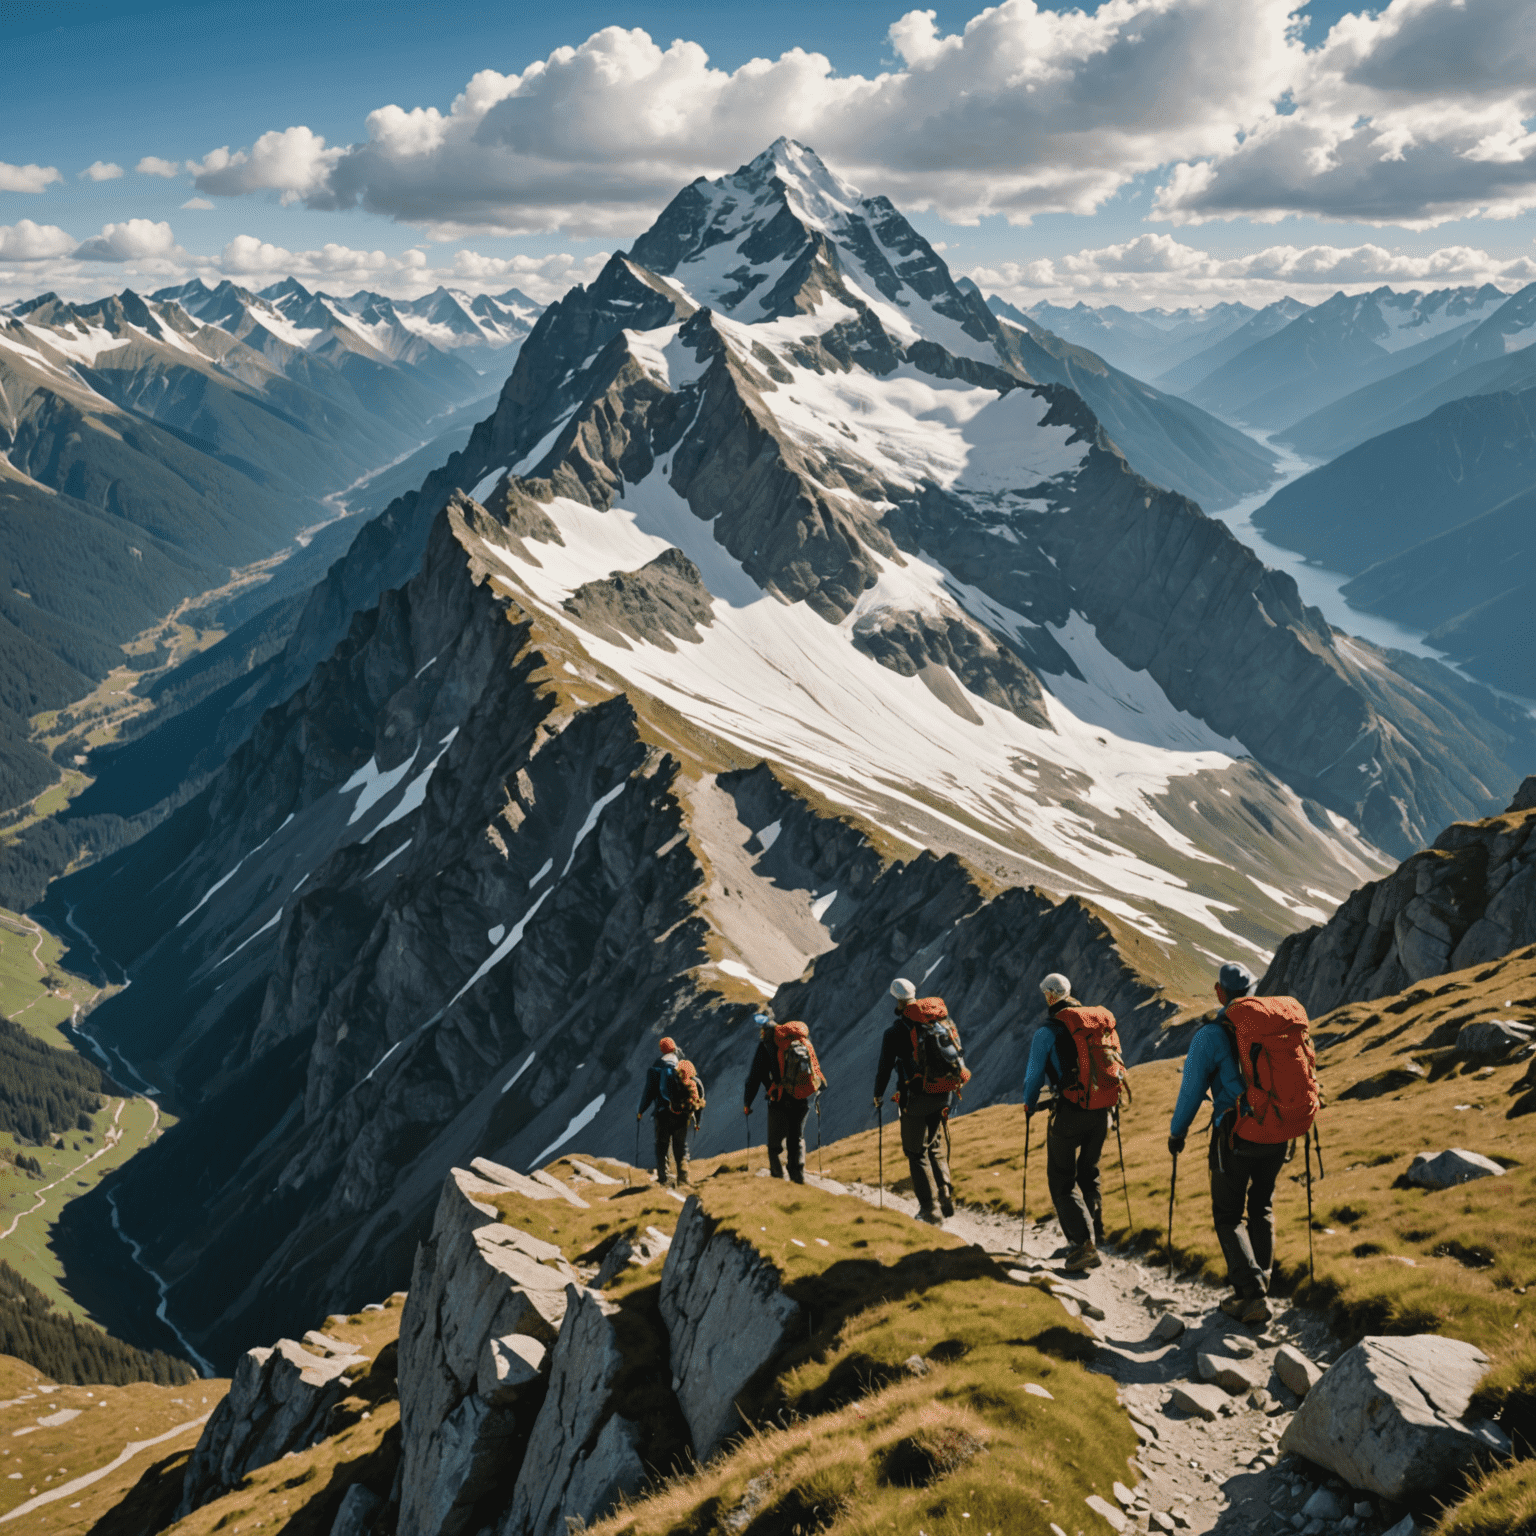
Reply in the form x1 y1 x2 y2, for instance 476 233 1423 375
940 1196 956 1218
1062 1240 1101 1271
1241 1294 1273 1325
915 1207 946 1226
1218 1293 1248 1319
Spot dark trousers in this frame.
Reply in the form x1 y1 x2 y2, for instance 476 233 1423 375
1209 1129 1287 1294
1046 1104 1108 1247
767 1097 809 1182
900 1090 952 1211
654 1110 690 1185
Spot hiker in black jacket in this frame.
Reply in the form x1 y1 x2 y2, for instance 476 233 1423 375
743 1013 808 1183
637 1036 697 1187
873 978 953 1225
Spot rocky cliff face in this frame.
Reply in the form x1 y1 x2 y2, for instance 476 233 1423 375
52 141 1536 1368
1263 777 1536 1016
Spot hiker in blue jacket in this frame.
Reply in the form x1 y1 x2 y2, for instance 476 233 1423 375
1168 962 1282 1323
637 1036 699 1188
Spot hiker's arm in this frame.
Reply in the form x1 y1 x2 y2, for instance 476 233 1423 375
1022 1026 1054 1113
873 1026 897 1100
1168 1028 1218 1139
744 1044 768 1109
638 1068 657 1116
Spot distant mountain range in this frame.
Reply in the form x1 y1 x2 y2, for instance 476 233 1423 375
1254 385 1536 696
0 278 536 817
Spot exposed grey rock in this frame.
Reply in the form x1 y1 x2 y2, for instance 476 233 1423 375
1218 1334 1258 1358
1456 1019 1532 1057
1280 1334 1512 1498
501 1286 644 1536
593 1225 672 1288
179 1338 354 1514
564 547 716 653
567 1159 621 1185
1264 796 1536 1015
1085 1493 1128 1531
528 1169 592 1207
1169 1383 1227 1421
471 1159 560 1201
659 1196 801 1458
1151 1313 1185 1343
330 1482 382 1536
1302 1488 1346 1520
305 1330 365 1359
1275 1345 1324 1398
397 1169 578 1536
1405 1149 1506 1190
1511 776 1536 814
1198 1351 1269 1395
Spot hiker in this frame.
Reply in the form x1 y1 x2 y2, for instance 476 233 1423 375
743 1011 827 1182
873 979 971 1226
637 1036 705 1188
1168 962 1318 1323
1022 972 1130 1271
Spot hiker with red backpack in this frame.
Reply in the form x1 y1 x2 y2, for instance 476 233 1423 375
873 979 971 1227
638 1036 706 1188
1167 962 1319 1323
1023 972 1131 1271
743 1012 827 1183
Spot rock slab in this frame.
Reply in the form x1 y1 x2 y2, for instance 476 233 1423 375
1198 1351 1268 1395
1281 1334 1511 1498
179 1338 354 1514
1456 1020 1533 1057
659 1195 801 1459
1169 1383 1227 1421
499 1285 644 1536
1275 1344 1323 1398
1405 1149 1506 1190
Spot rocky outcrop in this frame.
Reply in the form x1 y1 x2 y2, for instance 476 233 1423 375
659 1196 800 1459
397 1167 577 1536
179 1333 364 1514
1280 1335 1511 1499
1264 790 1536 1016
1404 1149 1507 1190
564 548 716 652
499 1285 645 1536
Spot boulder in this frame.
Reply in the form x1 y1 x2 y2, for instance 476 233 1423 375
1169 1383 1228 1421
659 1195 801 1458
1301 1488 1346 1520
397 1168 579 1536
1150 1313 1185 1343
179 1338 354 1514
1280 1334 1512 1499
330 1483 382 1536
1456 1020 1532 1058
593 1225 673 1288
1198 1352 1269 1395
1404 1149 1506 1190
500 1286 645 1536
1275 1345 1324 1398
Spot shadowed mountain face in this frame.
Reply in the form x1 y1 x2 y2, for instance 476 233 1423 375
45 141 1536 1367
1253 387 1536 697
0 279 528 823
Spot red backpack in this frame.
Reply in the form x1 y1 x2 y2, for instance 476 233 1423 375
1223 996 1319 1143
1053 1006 1129 1111
771 1021 826 1100
904 998 971 1096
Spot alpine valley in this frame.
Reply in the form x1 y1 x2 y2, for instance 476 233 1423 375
5 140 1536 1536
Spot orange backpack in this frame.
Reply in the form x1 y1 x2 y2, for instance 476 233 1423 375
904 998 971 1096
1053 1006 1129 1111
662 1057 706 1117
771 1021 825 1100
1223 996 1319 1143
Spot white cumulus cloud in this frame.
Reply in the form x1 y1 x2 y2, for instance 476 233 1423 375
135 156 183 179
180 197 215 210
73 219 181 263
0 161 62 194
182 1 1300 236
79 161 124 182
0 221 77 261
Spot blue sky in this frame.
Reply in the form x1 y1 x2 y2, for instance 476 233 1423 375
4 0 1535 311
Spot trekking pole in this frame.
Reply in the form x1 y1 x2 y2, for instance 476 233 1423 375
1020 1113 1031 1255
635 1115 642 1182
876 1100 885 1208
816 1094 824 1176
1115 1107 1133 1235
1305 1130 1316 1287
1167 1150 1178 1280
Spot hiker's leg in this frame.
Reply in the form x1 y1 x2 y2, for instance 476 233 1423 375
675 1117 691 1185
923 1108 952 1204
785 1099 808 1184
766 1100 787 1178
1242 1145 1287 1287
900 1102 938 1209
1075 1109 1108 1237
1046 1113 1091 1246
1209 1135 1264 1293
653 1116 670 1184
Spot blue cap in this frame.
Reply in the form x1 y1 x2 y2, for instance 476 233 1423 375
1219 962 1254 997
752 1011 771 1026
